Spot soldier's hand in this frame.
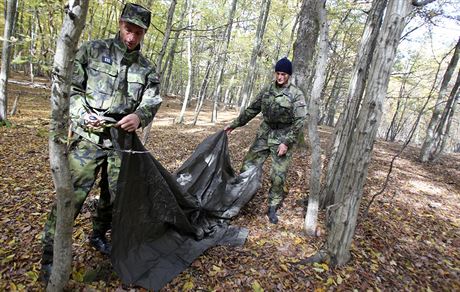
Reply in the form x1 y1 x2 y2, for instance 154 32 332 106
83 113 105 129
116 113 140 132
277 143 288 156
224 125 234 135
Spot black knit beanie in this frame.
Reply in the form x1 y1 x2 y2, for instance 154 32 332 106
274 57 292 75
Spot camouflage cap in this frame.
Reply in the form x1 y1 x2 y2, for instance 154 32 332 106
120 3 151 30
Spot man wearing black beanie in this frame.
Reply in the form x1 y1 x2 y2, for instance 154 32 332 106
224 57 306 224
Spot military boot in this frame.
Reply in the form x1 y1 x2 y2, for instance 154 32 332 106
89 232 112 255
40 262 52 284
39 244 53 283
267 206 279 224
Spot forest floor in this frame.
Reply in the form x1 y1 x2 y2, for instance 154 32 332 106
0 81 459 291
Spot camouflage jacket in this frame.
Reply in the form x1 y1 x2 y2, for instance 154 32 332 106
70 34 162 140
230 81 306 147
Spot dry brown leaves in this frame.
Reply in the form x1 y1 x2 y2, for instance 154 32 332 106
0 84 459 291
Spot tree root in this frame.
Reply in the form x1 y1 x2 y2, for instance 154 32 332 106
296 249 329 265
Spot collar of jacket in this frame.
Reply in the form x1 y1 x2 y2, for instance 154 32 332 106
114 32 141 62
270 79 292 95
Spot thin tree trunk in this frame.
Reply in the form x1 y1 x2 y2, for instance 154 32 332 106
161 2 187 96
101 3 114 38
34 8 46 76
142 0 177 143
431 68 460 160
193 58 214 125
177 0 193 124
324 73 343 127
10 94 19 115
303 0 328 237
285 1 301 57
30 12 36 83
47 1 88 290
239 0 271 112
211 0 238 123
420 37 460 162
157 0 177 76
321 0 412 266
386 78 408 141
0 0 18 123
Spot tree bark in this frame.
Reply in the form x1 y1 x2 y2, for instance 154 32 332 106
285 3 300 58
47 1 88 290
193 57 214 125
239 0 271 112
302 0 328 237
420 37 460 162
177 0 193 124
10 94 19 116
156 0 177 76
322 0 412 266
324 73 344 127
210 0 238 123
321 0 387 209
385 64 415 142
161 2 188 96
0 0 18 123
29 11 36 83
143 1 185 144
431 68 460 161
291 0 320 100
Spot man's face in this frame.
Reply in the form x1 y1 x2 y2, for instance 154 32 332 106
119 21 146 51
275 72 290 86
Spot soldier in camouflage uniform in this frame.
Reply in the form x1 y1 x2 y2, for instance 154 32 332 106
225 57 306 224
41 3 162 281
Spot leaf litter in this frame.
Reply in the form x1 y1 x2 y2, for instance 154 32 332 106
0 83 459 291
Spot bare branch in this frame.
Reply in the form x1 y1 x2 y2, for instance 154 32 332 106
412 0 437 7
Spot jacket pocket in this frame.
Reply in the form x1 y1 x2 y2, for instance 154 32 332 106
127 73 146 101
86 61 118 97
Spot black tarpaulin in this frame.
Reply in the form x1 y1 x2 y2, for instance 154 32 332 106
110 130 262 290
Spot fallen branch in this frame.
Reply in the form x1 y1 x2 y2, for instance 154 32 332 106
8 79 49 89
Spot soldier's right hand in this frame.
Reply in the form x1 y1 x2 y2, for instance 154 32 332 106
83 113 105 129
224 125 234 135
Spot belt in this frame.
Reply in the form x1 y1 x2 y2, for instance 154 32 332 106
266 122 292 130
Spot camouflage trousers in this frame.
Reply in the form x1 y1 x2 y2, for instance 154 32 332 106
240 139 293 208
41 136 121 263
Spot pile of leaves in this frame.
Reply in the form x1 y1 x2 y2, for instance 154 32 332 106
0 84 459 291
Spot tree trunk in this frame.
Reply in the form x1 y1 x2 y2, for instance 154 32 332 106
0 0 18 123
291 0 320 100
285 1 301 57
156 0 177 76
239 0 271 112
10 94 19 116
177 0 193 124
101 2 115 38
30 11 36 83
322 0 412 266
324 73 344 127
302 0 328 237
47 1 88 290
419 37 460 162
161 2 187 96
142 0 187 145
321 0 388 209
431 68 460 161
193 58 214 125
210 0 238 123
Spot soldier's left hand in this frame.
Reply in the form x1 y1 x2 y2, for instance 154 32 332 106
116 113 140 132
277 143 288 156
